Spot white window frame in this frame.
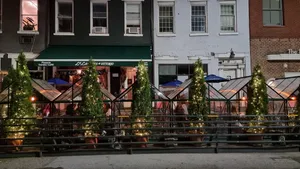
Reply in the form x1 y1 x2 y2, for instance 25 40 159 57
219 0 238 35
18 0 39 35
54 0 74 36
157 0 175 37
89 0 110 36
190 0 208 36
263 0 283 26
123 0 144 37
0 0 2 33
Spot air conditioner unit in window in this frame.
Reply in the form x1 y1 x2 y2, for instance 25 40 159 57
127 27 140 34
93 27 107 34
19 35 34 44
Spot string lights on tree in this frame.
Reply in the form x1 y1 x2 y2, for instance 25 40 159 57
3 53 36 144
188 59 207 135
131 61 151 144
189 59 208 121
246 65 268 133
80 59 104 137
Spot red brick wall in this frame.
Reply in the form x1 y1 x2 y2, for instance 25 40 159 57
250 0 300 79
250 0 300 38
250 38 300 80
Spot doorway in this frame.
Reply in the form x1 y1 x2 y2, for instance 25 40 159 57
110 67 121 96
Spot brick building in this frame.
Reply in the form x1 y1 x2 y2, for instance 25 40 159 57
250 0 300 80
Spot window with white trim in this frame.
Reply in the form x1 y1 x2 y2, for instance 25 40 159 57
191 1 207 33
90 0 108 34
21 0 38 31
55 0 73 33
158 2 174 33
0 0 2 31
263 0 283 26
220 1 236 32
125 2 142 35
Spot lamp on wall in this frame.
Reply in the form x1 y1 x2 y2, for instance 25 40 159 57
229 48 235 59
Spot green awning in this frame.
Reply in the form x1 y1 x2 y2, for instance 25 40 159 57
34 45 152 67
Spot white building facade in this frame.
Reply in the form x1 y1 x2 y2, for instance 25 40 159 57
153 0 251 88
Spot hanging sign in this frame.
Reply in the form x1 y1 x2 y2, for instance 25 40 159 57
38 61 54 66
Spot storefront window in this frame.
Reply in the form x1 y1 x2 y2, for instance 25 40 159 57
178 64 189 75
159 64 208 85
53 66 140 99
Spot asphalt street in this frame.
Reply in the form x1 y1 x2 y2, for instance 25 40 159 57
1 152 300 169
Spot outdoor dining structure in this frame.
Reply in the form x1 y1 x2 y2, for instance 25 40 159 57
268 76 300 114
0 78 61 117
0 75 299 156
218 76 286 116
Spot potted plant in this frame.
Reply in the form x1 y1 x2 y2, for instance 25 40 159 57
245 65 268 145
131 61 152 148
3 53 36 151
80 59 104 149
22 17 36 31
188 59 208 146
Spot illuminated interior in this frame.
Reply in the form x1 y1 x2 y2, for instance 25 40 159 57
21 0 38 31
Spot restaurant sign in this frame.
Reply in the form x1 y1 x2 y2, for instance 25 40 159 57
38 61 54 66
36 61 150 67
37 61 115 66
288 49 300 54
75 61 114 66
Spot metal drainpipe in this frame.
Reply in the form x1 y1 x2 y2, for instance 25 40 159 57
150 0 155 84
43 0 50 80
45 0 50 48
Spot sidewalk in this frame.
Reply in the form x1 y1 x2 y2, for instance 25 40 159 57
0 152 300 169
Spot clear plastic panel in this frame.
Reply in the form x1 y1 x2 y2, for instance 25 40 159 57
206 83 226 99
31 79 61 101
55 79 83 101
220 78 243 98
281 77 300 98
273 78 297 99
267 85 283 99
167 79 192 99
219 78 235 91
221 77 251 99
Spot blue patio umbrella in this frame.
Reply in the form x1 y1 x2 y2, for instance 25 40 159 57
48 78 70 85
161 80 183 87
205 74 229 83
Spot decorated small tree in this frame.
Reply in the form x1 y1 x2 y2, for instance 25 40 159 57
2 68 16 91
80 59 104 147
188 59 208 140
0 68 16 118
246 65 268 134
131 61 152 147
4 53 36 148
